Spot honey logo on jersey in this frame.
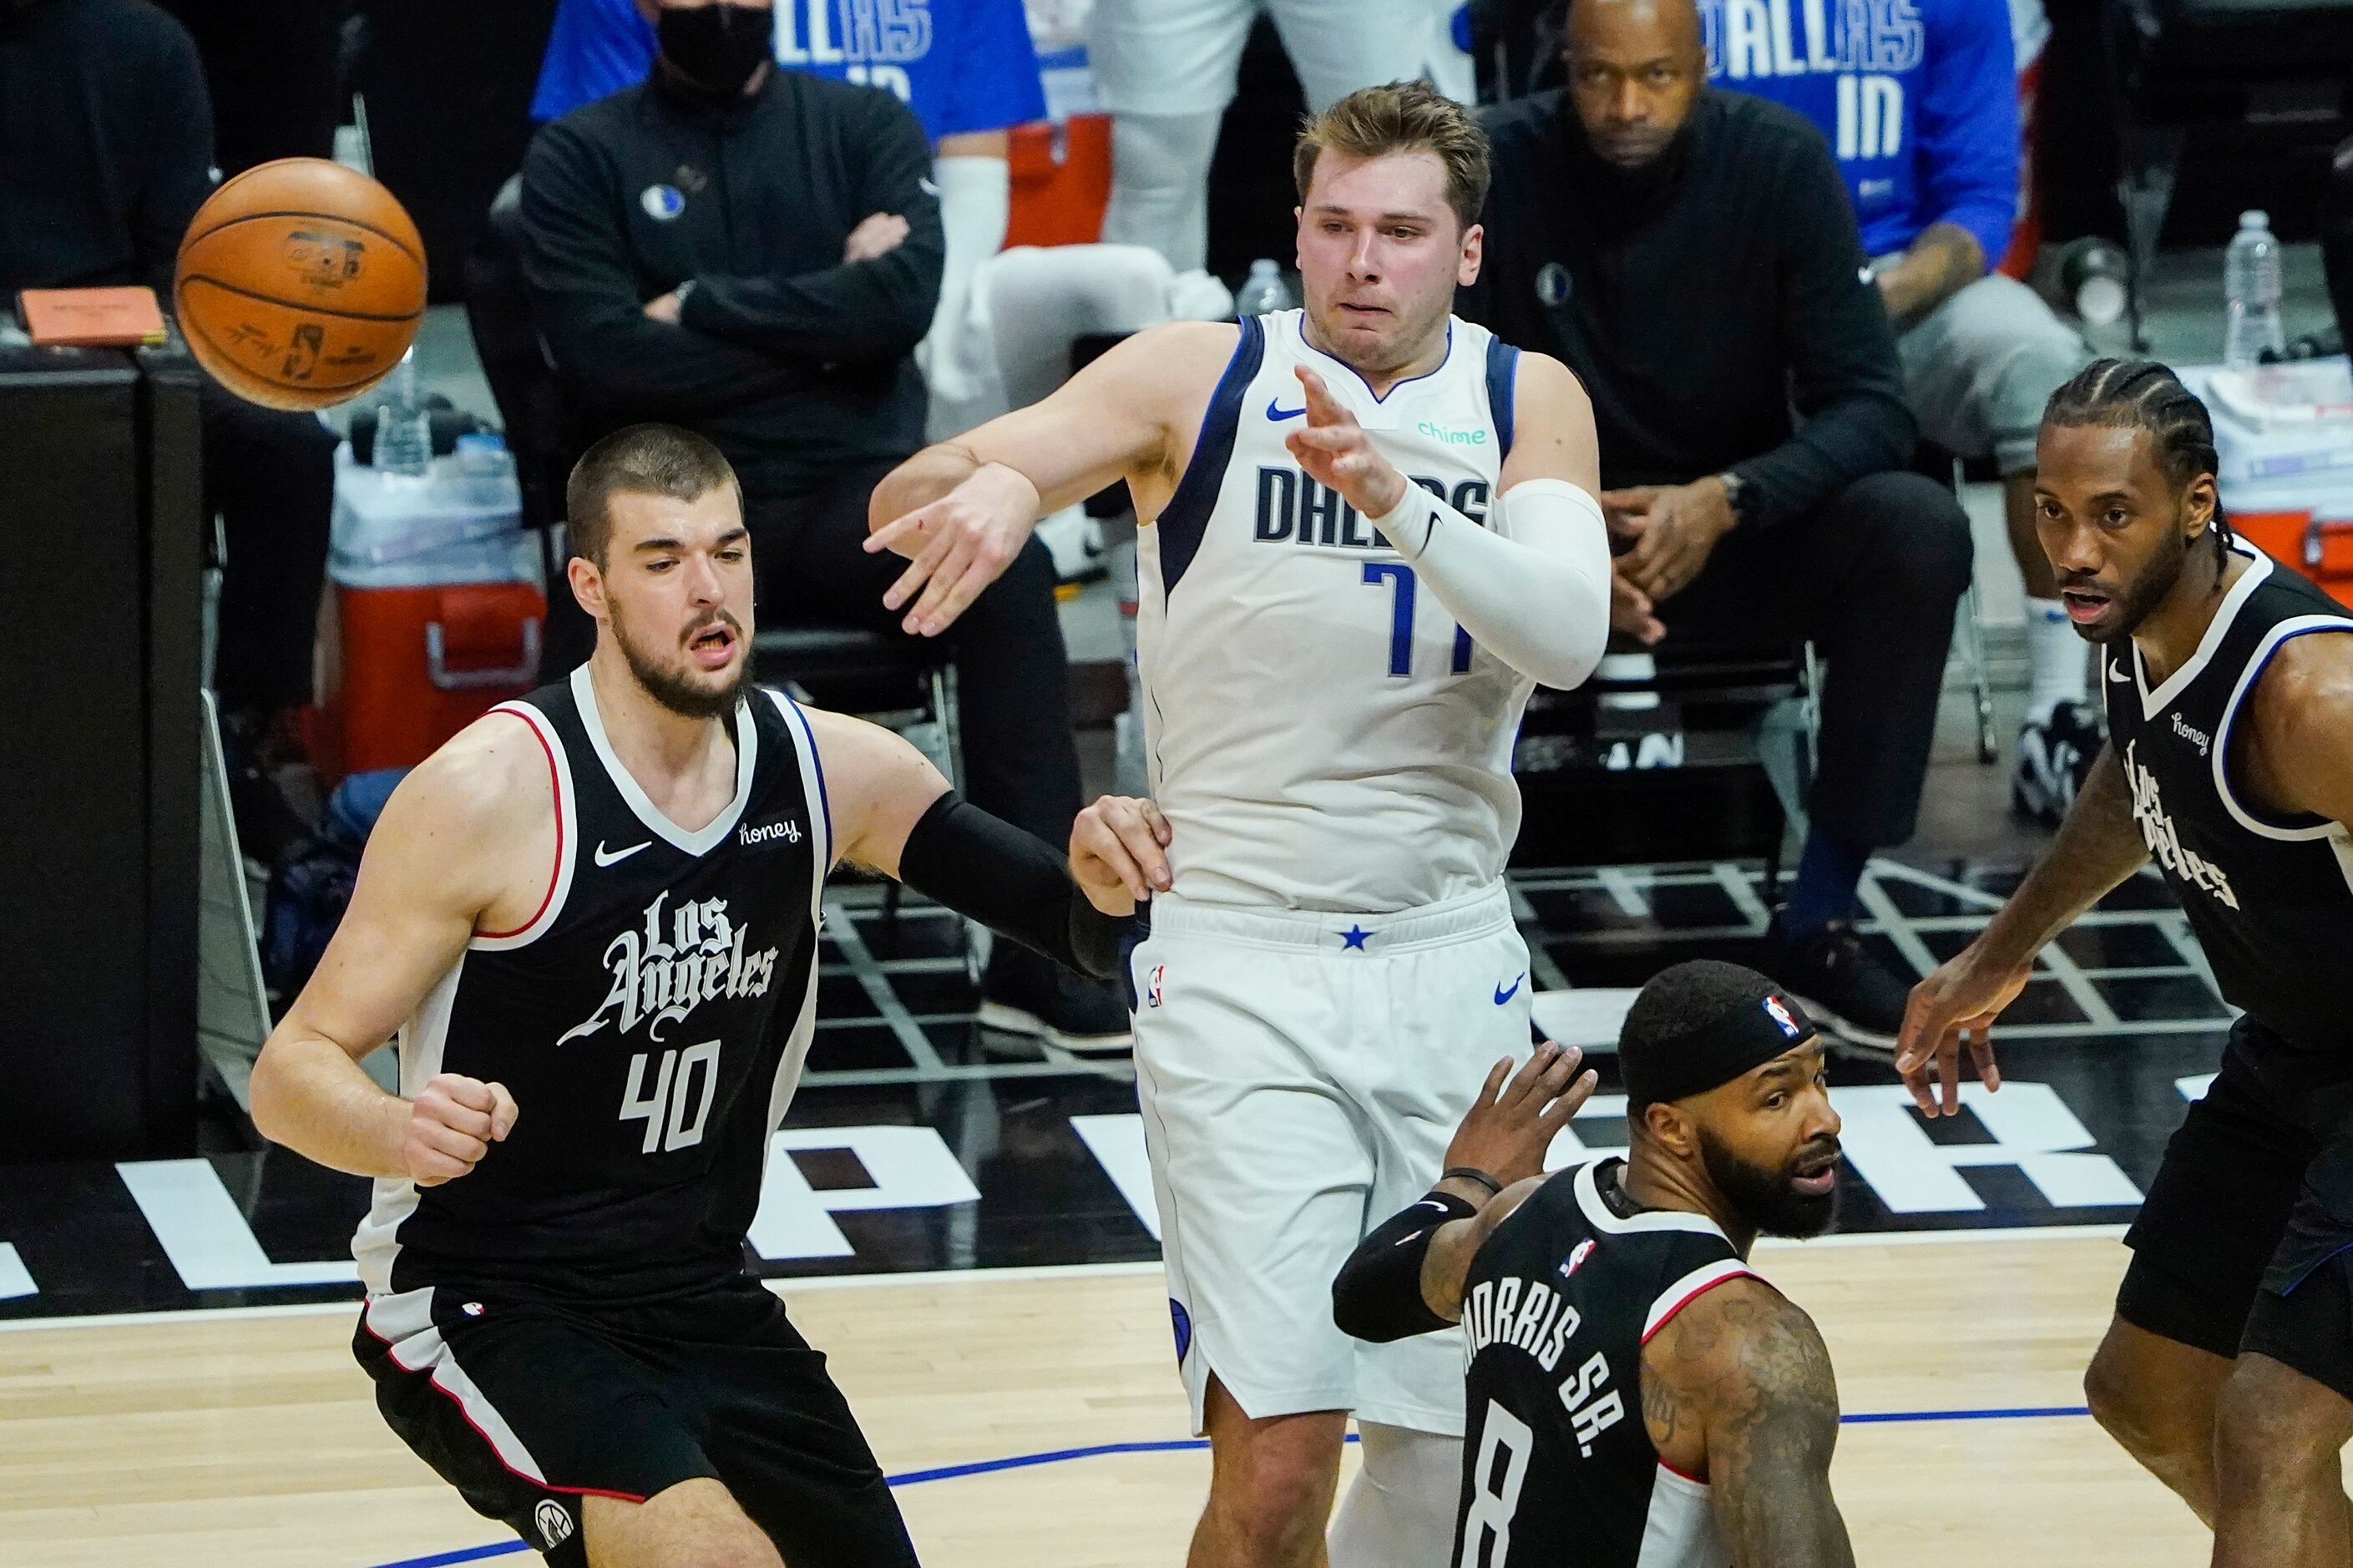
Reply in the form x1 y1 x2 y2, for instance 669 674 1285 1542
2123 740 2239 909
558 890 781 1045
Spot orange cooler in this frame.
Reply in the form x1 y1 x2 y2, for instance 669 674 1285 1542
313 442 545 782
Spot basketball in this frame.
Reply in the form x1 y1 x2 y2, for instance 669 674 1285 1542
173 158 428 412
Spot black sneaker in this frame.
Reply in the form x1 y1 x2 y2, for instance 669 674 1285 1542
1761 918 1910 1055
2014 699 2104 827
977 946 1133 1054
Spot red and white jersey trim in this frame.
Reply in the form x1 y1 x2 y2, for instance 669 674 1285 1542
1642 1258 1758 1344
470 702 576 951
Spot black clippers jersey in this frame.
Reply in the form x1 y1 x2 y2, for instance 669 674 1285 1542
1456 1158 1755 1568
2102 544 2353 1080
353 665 829 1302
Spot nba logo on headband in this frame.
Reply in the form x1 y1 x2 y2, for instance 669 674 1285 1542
1763 994 1801 1039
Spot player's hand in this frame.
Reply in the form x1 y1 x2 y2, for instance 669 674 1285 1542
403 1073 519 1186
1284 366 1408 522
1895 948 2028 1117
1070 794 1172 916
863 462 1042 636
643 290 684 325
844 211 910 264
1609 563 1665 645
1603 478 1735 604
1445 1042 1597 1189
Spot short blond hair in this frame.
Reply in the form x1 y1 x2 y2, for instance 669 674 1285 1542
1293 81 1491 232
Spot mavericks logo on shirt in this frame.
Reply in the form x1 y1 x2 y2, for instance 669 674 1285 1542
558 891 780 1045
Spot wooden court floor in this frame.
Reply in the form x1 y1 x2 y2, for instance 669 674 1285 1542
0 1231 2229 1567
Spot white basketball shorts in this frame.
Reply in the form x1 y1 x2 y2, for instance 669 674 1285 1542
1088 0 1441 118
1129 881 1534 1437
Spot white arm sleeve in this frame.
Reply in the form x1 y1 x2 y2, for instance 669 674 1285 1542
1370 477 1612 690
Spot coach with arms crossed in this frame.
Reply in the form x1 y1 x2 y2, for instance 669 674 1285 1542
520 0 1126 1047
1464 0 1972 1050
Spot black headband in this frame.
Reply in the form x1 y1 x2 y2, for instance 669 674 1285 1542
1620 985 1817 1108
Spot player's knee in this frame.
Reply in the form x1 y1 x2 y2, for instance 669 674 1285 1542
2214 1353 2353 1485
2083 1335 2187 1460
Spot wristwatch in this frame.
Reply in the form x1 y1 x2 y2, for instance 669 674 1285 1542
1714 469 1751 524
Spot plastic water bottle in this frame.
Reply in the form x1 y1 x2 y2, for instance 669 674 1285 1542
2224 210 2285 369
453 431 515 508
1233 259 1294 318
373 348 433 478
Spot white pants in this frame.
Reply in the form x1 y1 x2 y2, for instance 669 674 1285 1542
1131 882 1532 1437
1088 0 1441 117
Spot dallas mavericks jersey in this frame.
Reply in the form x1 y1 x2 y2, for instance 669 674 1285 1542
1456 1159 1757 1568
352 665 829 1302
1135 308 1531 910
2101 542 2353 1076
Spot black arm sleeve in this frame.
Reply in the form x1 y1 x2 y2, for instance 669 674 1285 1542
893 793 1125 981
1728 131 1916 529
1331 1191 1479 1343
518 119 810 415
678 92 944 362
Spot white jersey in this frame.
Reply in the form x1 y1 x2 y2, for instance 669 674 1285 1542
1136 309 1531 911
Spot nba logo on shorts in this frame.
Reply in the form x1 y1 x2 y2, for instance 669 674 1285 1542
1763 994 1801 1039
535 1499 574 1548
1146 964 1166 1009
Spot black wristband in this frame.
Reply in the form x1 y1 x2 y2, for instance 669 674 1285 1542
1332 1188 1480 1343
1442 1166 1505 1199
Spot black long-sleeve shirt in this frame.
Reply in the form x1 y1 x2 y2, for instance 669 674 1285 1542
520 68 943 498
0 0 214 300
1464 89 1914 529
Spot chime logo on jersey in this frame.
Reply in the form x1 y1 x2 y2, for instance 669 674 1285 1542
2123 740 2240 909
557 890 781 1046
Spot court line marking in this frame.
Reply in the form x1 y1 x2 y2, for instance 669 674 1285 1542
0 1232 2133 1335
360 1408 2099 1568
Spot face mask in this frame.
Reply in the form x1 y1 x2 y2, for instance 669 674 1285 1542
656 3 773 99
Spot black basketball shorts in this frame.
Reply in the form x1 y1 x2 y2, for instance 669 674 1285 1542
354 1274 918 1566
2118 1017 2353 1400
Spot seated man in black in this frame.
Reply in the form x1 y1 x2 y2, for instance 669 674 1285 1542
1464 0 1972 1049
519 0 1125 1045
0 0 338 860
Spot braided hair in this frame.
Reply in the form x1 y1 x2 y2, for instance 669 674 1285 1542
2042 357 2234 563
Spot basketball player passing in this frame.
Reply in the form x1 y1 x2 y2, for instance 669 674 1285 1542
247 425 1155 1568
869 81 1616 1568
1897 362 2353 1568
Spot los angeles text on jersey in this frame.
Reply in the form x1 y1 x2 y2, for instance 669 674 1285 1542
1464 1270 1628 1458
558 889 783 1047
1253 467 1492 549
2123 738 2239 908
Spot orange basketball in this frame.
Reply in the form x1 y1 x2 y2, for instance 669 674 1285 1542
175 158 428 412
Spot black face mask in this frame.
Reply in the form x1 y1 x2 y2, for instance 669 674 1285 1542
656 3 773 99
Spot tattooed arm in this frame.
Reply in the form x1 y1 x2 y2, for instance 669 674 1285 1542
1640 1277 1855 1568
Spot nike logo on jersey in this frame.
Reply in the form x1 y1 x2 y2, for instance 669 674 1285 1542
1266 397 1307 421
1494 973 1525 1004
595 839 652 867
2111 663 2134 682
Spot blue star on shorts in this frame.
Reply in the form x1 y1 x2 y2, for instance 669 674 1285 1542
1340 924 1371 951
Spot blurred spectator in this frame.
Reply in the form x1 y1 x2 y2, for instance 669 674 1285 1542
1088 0 1440 272
519 0 1127 1044
153 0 349 174
1702 0 2097 827
0 0 337 860
1464 0 1971 1050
